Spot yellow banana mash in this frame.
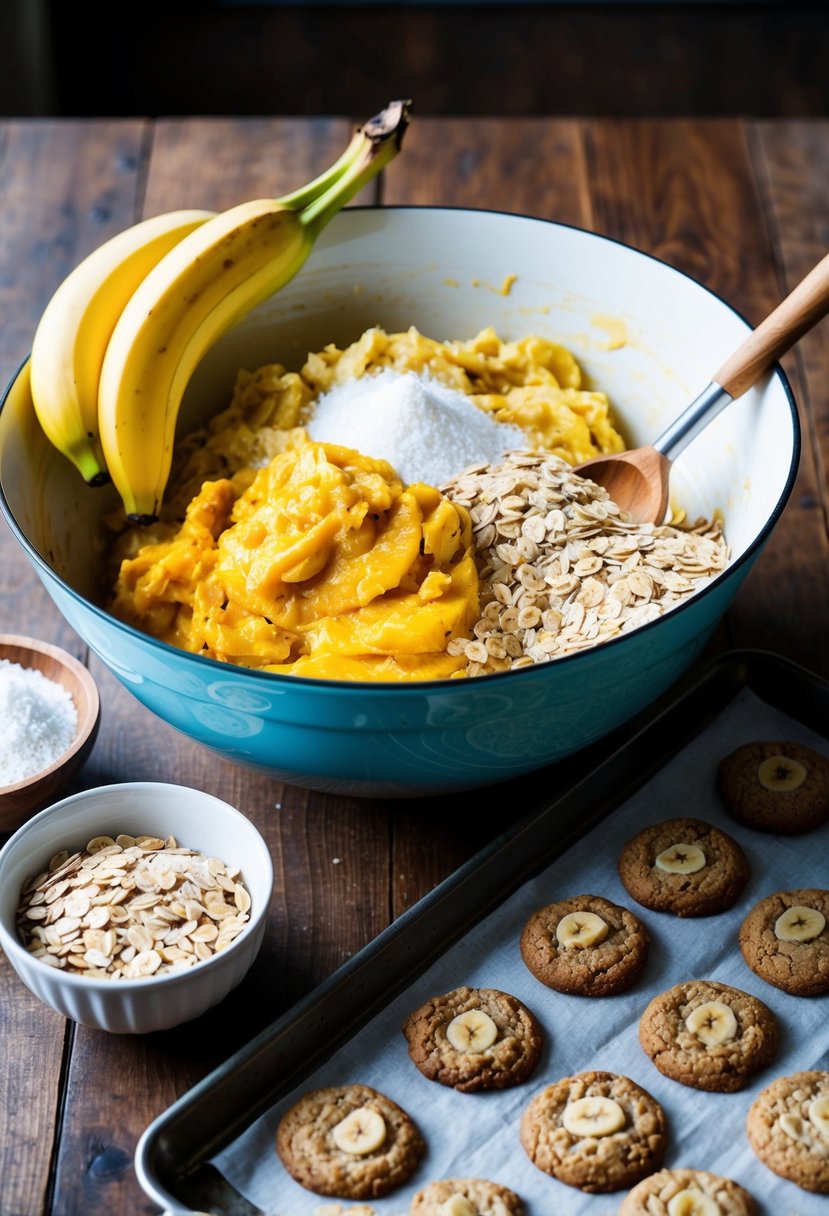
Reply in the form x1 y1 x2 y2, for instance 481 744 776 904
109 326 626 681
111 440 479 681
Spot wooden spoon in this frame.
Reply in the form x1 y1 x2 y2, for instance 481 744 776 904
576 251 829 524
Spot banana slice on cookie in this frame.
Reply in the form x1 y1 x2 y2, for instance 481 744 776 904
561 1095 625 1137
655 843 706 874
556 910 609 949
667 1189 721 1216
775 1090 829 1146
757 754 808 791
685 1000 738 1047
446 1009 498 1053
809 1095 829 1140
331 1106 387 1155
774 905 826 942
779 1112 814 1144
440 1197 478 1216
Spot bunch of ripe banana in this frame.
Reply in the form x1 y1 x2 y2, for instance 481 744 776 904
30 101 410 523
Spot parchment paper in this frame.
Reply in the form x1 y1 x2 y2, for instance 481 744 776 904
212 687 829 1216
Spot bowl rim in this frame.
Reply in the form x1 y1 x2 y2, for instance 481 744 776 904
0 204 801 693
0 779 274 990
0 633 100 794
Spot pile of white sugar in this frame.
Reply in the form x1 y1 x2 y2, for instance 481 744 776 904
0 658 78 786
305 369 528 487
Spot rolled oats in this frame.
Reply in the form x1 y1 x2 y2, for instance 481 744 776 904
442 452 728 677
15 835 252 980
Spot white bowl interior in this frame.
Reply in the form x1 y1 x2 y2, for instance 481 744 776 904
0 208 797 610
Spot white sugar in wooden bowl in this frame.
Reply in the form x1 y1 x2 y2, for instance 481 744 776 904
0 635 100 831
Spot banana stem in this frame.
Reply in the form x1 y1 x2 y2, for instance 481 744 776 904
275 129 366 211
299 100 411 237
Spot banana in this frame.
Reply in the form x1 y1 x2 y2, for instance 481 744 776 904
655 843 706 874
774 904 826 942
667 1189 721 1216
446 1009 498 1053
29 110 379 489
684 1000 738 1047
98 100 411 523
757 754 808 791
556 910 609 949
440 1197 477 1216
29 209 215 484
779 1112 813 1144
809 1096 829 1140
331 1106 386 1155
561 1096 625 1138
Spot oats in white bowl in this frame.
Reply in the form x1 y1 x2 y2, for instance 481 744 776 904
16 832 252 979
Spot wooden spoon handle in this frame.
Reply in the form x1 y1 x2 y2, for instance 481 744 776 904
714 250 829 398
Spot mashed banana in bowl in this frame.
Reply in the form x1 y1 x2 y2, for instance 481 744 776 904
108 326 726 682
111 440 480 681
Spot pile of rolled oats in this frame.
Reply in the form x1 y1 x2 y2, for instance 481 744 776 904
443 452 729 677
16 833 251 979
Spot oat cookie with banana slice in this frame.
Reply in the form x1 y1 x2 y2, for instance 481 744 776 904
746 1070 829 1193
717 739 829 833
619 1167 759 1214
520 1069 667 1192
739 888 829 995
401 986 543 1092
638 979 779 1092
617 817 749 917
275 1083 424 1199
519 894 649 996
409 1177 524 1215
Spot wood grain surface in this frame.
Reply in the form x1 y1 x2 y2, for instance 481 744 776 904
0 116 827 1216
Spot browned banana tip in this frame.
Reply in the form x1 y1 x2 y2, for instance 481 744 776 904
363 100 412 147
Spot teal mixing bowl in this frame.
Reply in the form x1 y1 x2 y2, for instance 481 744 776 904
0 208 799 795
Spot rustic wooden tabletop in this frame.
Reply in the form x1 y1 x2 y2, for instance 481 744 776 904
0 115 827 1216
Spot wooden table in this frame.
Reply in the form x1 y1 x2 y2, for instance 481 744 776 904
1 114 827 1216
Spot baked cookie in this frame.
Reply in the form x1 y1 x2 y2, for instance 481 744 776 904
620 1167 758 1214
275 1083 425 1198
717 740 829 833
519 894 649 996
739 888 829 996
519 1069 667 1193
401 986 543 1092
746 1070 829 1193
617 817 749 917
638 979 779 1093
409 1177 523 1215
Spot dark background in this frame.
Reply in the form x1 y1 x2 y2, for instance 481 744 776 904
4 0 829 119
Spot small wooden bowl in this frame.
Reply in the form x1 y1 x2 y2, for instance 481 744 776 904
0 635 100 832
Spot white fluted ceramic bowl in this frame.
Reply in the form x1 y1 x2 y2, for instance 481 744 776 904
0 782 273 1033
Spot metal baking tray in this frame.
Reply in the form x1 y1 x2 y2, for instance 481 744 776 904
135 648 829 1214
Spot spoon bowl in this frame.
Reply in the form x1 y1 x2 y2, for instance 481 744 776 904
576 446 671 526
